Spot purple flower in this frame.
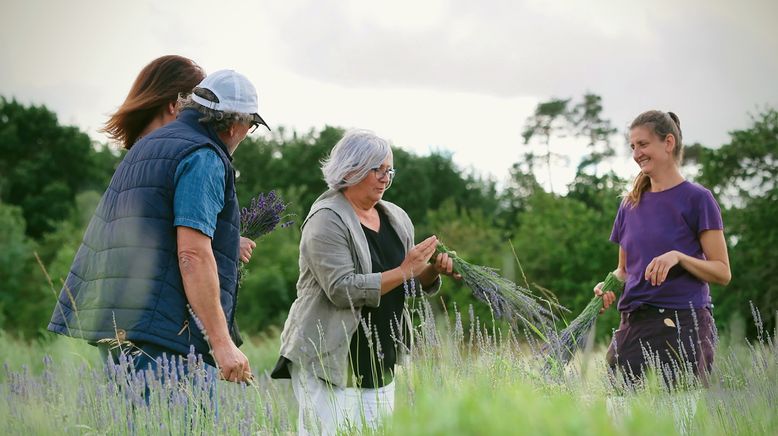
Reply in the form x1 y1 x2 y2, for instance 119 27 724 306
240 191 294 240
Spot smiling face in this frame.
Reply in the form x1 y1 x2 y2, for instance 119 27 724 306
629 125 677 175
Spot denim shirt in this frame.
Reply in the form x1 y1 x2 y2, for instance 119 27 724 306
173 148 225 237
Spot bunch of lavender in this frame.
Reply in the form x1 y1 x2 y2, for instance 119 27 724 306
542 272 623 369
240 190 293 240
435 242 564 333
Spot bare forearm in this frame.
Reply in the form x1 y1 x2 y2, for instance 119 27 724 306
176 227 249 381
380 268 405 294
179 251 232 346
379 235 441 295
380 266 416 294
676 251 731 285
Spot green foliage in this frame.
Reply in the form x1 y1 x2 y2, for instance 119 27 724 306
234 189 304 333
0 98 120 238
232 126 338 213
425 200 512 325
570 93 618 174
511 183 622 339
496 163 544 235
386 148 499 226
0 202 38 331
695 109 778 333
233 127 498 229
2 93 776 345
522 98 572 145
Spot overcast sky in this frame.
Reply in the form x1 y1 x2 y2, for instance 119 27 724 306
2 0 776 189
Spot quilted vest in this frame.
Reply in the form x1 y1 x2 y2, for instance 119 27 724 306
48 109 241 366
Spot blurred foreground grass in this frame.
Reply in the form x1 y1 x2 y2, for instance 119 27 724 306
1 313 776 435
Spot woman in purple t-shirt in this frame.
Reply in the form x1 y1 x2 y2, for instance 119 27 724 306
595 110 731 386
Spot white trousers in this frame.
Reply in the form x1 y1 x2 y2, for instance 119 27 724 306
290 363 395 435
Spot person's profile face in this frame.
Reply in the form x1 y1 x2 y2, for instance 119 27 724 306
226 121 252 155
351 154 394 204
629 126 673 174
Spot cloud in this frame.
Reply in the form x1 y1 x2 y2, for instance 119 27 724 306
266 0 778 146
1 0 776 184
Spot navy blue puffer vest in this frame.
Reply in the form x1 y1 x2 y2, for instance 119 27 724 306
48 109 241 366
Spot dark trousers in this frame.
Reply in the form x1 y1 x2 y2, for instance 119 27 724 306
606 306 716 387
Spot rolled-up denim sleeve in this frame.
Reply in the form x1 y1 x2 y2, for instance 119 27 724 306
173 148 225 238
301 209 382 309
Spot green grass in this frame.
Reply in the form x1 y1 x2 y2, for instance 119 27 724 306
1 309 776 435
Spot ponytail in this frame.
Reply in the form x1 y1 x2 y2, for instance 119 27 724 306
624 171 651 208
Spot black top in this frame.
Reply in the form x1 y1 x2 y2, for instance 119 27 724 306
349 207 406 388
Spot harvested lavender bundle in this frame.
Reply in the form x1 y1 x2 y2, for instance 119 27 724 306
238 191 293 287
542 272 623 368
435 242 563 332
240 191 293 240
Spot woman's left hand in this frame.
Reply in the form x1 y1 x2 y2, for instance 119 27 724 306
240 237 257 264
431 253 462 280
645 250 680 286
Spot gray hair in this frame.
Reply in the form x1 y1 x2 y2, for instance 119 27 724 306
176 90 253 133
321 129 392 190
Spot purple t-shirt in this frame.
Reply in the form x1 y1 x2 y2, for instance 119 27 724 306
610 180 723 312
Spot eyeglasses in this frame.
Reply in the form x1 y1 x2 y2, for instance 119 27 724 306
248 121 261 134
371 167 395 180
370 167 396 189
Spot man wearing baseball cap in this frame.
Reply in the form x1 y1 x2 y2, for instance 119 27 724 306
49 69 269 385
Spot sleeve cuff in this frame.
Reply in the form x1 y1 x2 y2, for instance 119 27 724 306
174 218 215 238
362 273 382 308
423 275 442 296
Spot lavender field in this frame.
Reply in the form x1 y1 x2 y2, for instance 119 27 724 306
2 302 776 435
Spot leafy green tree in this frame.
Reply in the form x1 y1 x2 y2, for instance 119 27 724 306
522 98 571 193
511 185 623 339
234 126 498 229
234 194 304 333
0 202 41 334
569 93 618 175
233 126 338 214
697 108 778 334
386 148 498 227
0 97 119 238
497 162 544 237
424 200 509 326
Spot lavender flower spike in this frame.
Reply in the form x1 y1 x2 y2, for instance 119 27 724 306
240 190 294 240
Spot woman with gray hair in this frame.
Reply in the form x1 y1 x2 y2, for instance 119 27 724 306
271 129 457 434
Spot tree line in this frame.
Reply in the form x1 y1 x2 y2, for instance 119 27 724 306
1 95 775 340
